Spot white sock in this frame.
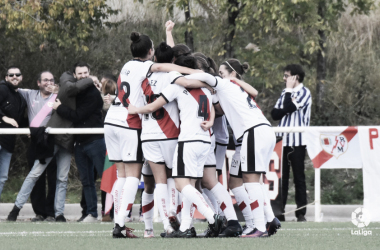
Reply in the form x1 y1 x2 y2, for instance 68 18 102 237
245 183 266 232
113 177 126 226
179 197 193 232
118 177 139 227
181 185 215 224
202 188 217 214
231 185 254 228
211 183 237 221
142 191 154 230
167 178 178 217
177 192 182 223
155 184 170 230
261 183 275 223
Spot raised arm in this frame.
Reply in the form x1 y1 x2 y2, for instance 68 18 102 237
165 20 175 47
128 96 167 115
230 77 258 98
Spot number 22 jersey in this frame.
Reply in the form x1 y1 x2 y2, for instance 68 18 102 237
104 59 154 129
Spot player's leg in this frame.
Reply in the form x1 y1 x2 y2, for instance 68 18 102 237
111 127 142 238
241 125 276 238
202 167 242 237
169 142 222 237
141 168 155 238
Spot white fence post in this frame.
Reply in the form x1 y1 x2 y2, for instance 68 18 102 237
314 168 322 222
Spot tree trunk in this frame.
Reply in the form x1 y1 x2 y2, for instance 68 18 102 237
316 2 326 114
184 1 194 51
224 0 240 58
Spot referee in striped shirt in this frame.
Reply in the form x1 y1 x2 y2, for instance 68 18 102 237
271 64 312 222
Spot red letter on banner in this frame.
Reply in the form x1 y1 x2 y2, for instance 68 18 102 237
369 128 378 150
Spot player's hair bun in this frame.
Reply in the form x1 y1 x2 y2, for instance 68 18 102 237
159 42 169 51
242 62 250 72
130 32 141 43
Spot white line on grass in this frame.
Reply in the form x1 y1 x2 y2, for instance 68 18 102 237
1 227 379 237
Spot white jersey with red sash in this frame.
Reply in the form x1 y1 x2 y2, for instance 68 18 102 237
141 71 181 142
104 59 154 129
161 84 213 143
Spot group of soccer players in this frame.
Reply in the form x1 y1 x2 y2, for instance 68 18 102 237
104 21 281 239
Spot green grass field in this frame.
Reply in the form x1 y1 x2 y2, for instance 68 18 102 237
0 221 378 250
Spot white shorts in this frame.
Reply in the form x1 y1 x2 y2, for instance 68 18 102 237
142 139 177 169
142 161 153 176
215 143 227 171
104 124 143 163
205 134 216 168
229 145 242 178
172 141 210 179
240 125 276 174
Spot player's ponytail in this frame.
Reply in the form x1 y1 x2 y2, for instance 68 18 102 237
154 42 174 63
130 32 153 58
222 59 249 79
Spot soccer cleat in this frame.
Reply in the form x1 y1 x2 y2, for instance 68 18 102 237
165 229 194 238
45 216 55 222
82 214 98 223
242 226 255 236
190 227 197 237
297 214 307 222
218 220 243 237
55 215 67 222
77 214 87 222
31 215 45 222
144 229 154 238
240 228 269 238
168 216 180 231
266 217 281 236
204 214 223 238
113 224 139 238
7 205 20 222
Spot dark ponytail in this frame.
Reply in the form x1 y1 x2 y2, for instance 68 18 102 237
154 42 174 63
130 32 153 58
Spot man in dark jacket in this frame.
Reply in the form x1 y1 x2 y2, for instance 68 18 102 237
7 68 95 222
54 62 106 222
0 66 27 200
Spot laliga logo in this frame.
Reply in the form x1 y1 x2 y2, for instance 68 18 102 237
320 134 348 158
351 207 372 236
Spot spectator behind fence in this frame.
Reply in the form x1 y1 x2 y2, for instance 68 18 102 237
0 66 27 200
7 69 95 222
271 64 312 222
54 62 106 223
17 71 58 222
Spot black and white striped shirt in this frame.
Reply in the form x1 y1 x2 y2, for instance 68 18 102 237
271 83 312 146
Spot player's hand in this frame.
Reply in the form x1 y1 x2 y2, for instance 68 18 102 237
165 20 175 32
128 104 138 114
2 116 18 127
103 94 115 104
53 99 61 110
201 121 213 131
286 75 297 89
206 85 216 95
